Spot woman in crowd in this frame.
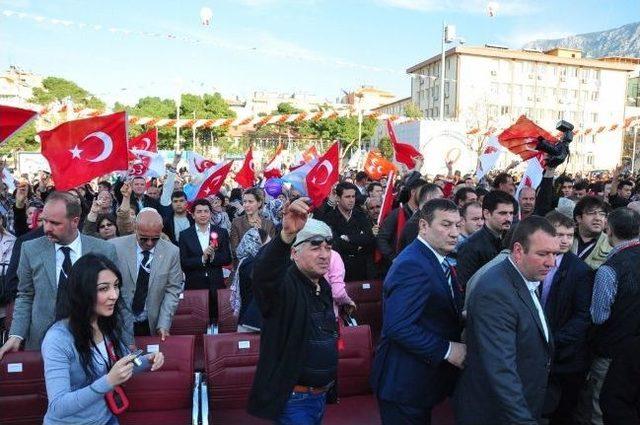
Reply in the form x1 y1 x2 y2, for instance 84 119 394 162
229 188 276 255
208 192 232 231
226 188 244 220
325 249 356 319
83 214 119 241
230 228 269 332
41 254 164 425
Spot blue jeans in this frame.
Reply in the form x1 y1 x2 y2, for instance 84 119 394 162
275 391 327 425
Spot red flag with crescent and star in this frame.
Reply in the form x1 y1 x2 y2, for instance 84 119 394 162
497 115 559 161
235 146 256 189
306 142 340 208
186 151 217 179
363 150 397 180
386 119 422 169
1 105 38 144
39 112 128 191
193 161 234 201
264 143 284 179
128 128 158 160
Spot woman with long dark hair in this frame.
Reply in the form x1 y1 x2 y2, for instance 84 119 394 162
41 254 164 425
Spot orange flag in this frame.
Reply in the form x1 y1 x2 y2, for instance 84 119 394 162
364 150 396 180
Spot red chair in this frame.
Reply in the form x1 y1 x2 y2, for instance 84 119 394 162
0 350 47 425
170 290 210 371
202 333 266 425
119 335 196 425
344 280 383 341
216 288 238 334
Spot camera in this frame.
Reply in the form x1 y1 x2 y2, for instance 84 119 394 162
535 120 574 168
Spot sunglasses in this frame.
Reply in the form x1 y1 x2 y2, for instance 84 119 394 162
139 236 160 243
294 236 333 247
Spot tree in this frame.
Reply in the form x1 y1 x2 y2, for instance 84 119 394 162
0 122 38 156
404 102 423 119
30 77 105 109
275 102 302 114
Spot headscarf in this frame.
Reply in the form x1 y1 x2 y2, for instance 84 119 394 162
262 198 284 226
229 228 263 316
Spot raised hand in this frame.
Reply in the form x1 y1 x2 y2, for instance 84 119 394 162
281 197 311 243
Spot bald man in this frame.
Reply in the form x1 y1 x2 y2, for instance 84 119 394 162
519 186 536 220
109 208 183 338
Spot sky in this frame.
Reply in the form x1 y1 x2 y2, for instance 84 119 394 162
0 0 637 107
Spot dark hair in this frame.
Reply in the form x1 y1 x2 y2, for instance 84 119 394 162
66 254 125 380
618 180 633 190
96 214 119 237
501 224 518 250
573 180 589 192
419 198 458 225
476 187 489 197
510 216 556 252
230 188 243 202
243 187 264 205
573 195 606 220
336 182 359 197
418 183 443 205
454 187 476 206
493 173 513 189
460 201 482 218
482 190 517 214
98 180 112 190
406 177 427 191
607 207 640 240
131 176 146 182
46 191 82 219
192 198 212 212
355 171 368 183
367 182 383 194
556 175 574 186
258 228 269 244
171 190 187 201
545 211 575 229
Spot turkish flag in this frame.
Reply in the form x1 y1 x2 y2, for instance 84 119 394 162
187 151 217 180
374 171 396 262
302 145 318 162
39 112 128 191
364 150 396 180
264 143 284 179
236 146 256 189
129 150 166 179
386 119 422 169
128 128 158 160
193 161 234 201
306 142 340 208
0 105 38 144
498 115 558 161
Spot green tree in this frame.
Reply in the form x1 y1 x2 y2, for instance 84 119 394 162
0 122 38 156
404 102 423 119
378 136 393 160
275 102 302 114
30 76 105 109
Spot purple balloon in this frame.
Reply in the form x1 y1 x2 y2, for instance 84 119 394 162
264 178 283 197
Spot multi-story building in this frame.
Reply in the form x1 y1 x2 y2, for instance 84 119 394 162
372 96 412 115
341 85 399 112
406 46 637 171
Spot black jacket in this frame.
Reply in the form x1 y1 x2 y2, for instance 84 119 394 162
247 236 335 420
0 226 44 305
397 211 420 253
543 251 593 374
456 226 502 288
601 336 640 425
113 178 161 214
163 212 194 246
376 204 414 262
178 224 231 291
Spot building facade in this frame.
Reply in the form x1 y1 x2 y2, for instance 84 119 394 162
406 46 637 171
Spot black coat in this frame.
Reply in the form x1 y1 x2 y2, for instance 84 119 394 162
376 204 414 263
397 211 420 253
456 226 502 288
543 251 593 374
247 236 335 420
178 224 231 291
163 212 194 246
0 226 44 305
601 336 640 425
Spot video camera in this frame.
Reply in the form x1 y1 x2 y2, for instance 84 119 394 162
535 120 574 168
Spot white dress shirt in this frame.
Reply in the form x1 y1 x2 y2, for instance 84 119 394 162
508 258 549 342
195 225 210 253
54 233 82 286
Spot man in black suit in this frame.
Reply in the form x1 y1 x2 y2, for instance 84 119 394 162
542 212 593 424
455 216 556 425
179 199 231 321
114 176 161 215
162 190 194 245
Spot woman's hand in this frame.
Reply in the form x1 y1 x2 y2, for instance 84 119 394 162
147 352 164 371
106 354 136 386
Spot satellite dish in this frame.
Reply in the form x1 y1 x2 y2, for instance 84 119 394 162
200 7 213 26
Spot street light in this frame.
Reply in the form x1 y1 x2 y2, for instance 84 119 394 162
439 22 463 121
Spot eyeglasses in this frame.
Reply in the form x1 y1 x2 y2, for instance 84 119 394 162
294 236 333 247
138 236 160 243
584 210 607 218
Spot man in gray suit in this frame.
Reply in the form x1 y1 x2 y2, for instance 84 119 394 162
0 191 120 357
454 216 557 425
110 208 182 339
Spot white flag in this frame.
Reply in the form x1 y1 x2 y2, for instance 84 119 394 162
475 136 503 180
515 157 544 199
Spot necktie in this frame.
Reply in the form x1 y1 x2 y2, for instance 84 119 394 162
441 259 454 297
132 250 151 315
55 246 73 320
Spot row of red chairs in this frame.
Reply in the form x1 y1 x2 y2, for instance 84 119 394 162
0 325 377 425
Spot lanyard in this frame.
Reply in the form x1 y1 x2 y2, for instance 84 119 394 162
91 332 117 370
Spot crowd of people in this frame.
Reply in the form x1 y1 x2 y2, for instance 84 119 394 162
0 152 639 425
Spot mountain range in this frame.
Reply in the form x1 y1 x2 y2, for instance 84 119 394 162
522 21 640 58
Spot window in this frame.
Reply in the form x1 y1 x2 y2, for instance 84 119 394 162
500 106 510 115
491 82 499 96
444 105 450 115
572 90 578 99
434 89 439 101
434 107 439 117
591 91 599 101
444 82 450 98
590 113 598 123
